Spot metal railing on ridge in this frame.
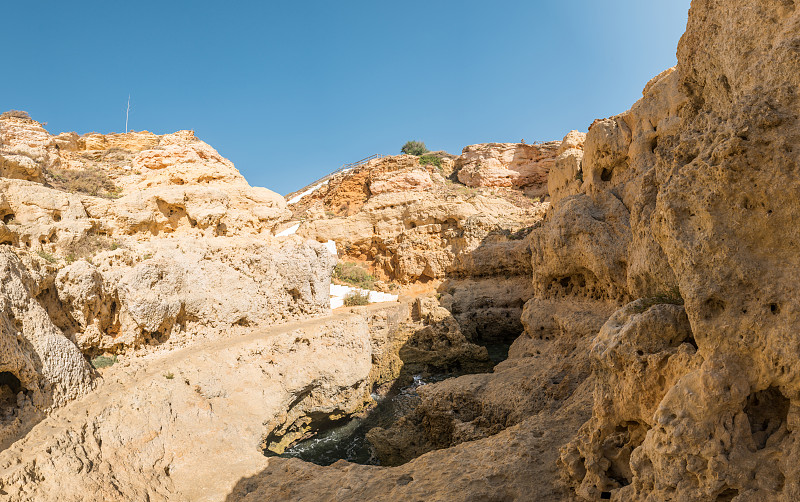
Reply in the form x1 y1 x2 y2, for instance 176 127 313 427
284 154 384 202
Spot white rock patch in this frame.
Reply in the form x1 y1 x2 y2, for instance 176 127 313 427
276 223 300 237
329 284 398 309
287 180 329 205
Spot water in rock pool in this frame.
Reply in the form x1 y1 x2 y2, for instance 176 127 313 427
267 374 444 466
268 341 512 466
484 342 511 365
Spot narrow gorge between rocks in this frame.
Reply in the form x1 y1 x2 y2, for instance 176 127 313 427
271 333 514 468
1 1 799 500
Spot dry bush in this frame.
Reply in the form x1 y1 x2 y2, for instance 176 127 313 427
63 234 119 261
46 167 121 199
0 110 31 120
343 290 370 306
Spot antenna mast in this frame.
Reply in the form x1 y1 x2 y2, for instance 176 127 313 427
125 95 131 133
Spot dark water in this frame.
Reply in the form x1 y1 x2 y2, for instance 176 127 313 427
267 342 511 466
266 374 442 466
485 342 511 365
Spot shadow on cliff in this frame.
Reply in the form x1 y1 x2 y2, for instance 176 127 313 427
436 226 536 352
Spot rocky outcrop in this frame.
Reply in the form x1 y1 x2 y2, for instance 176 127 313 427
292 154 547 284
559 300 700 499
543 1 800 500
369 169 434 195
0 116 330 356
0 116 55 182
253 0 800 500
454 141 561 194
366 298 616 467
0 249 94 450
0 115 337 456
0 312 377 501
0 297 504 501
547 130 587 205
52 236 335 353
8 1 797 499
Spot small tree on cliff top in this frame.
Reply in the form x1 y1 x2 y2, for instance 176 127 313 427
0 110 31 120
401 140 429 156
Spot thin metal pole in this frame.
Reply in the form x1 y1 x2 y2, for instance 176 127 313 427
125 95 130 133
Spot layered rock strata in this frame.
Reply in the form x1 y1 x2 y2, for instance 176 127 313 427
292 154 547 285
0 115 336 455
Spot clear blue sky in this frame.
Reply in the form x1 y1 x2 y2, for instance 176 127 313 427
1 1 689 195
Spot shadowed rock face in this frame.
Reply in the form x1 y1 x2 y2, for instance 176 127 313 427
552 0 800 499
225 0 800 500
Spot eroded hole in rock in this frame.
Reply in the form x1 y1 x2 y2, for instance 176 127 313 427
744 386 789 450
601 168 613 182
2 213 15 224
0 371 27 422
715 487 739 502
601 421 649 488
703 297 726 320
553 274 591 298
719 75 732 93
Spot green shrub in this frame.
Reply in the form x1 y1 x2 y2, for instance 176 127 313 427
37 250 57 263
343 291 370 307
0 110 31 120
91 355 117 369
419 154 442 169
164 372 175 380
333 262 375 290
62 234 119 261
401 140 429 156
46 167 121 199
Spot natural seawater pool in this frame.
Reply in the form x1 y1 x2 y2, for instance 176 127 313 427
265 340 512 466
265 374 444 466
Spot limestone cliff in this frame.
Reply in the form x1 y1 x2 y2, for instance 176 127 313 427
0 115 335 452
547 1 800 499
2 0 796 499
290 153 545 285
227 1 800 501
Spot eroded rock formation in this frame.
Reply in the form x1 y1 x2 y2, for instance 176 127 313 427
233 1 800 501
2 0 796 500
0 115 332 356
0 114 337 458
455 141 561 195
291 153 547 285
550 1 800 499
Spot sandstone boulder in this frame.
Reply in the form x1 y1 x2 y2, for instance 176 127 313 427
454 141 561 192
547 130 587 205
